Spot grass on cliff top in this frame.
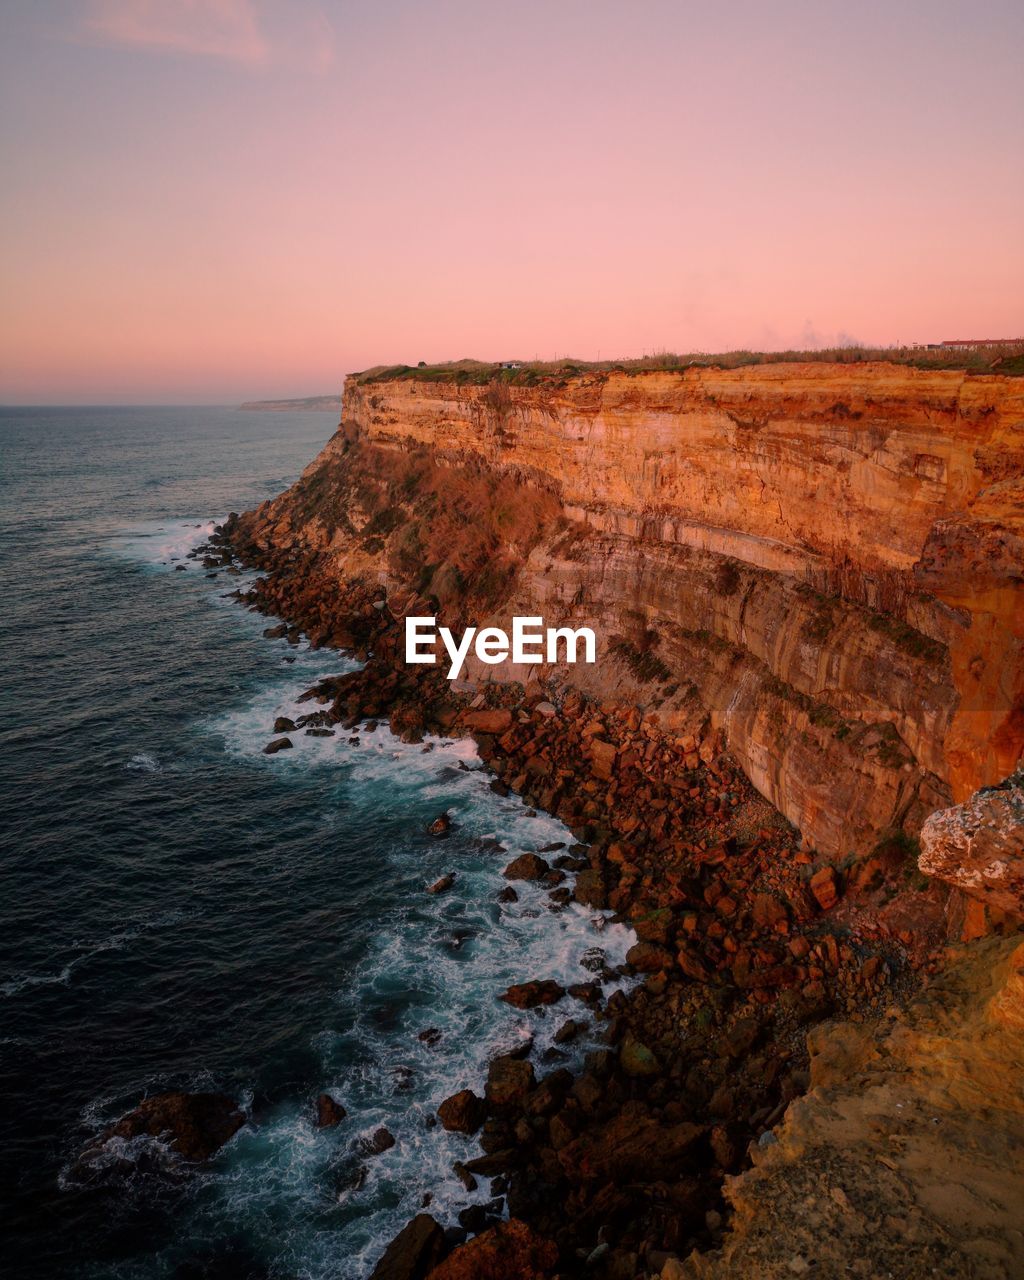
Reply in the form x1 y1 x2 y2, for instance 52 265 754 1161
352 344 1024 386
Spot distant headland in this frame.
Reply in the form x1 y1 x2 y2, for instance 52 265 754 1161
238 395 340 411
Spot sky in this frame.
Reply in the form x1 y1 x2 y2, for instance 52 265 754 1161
1 0 1022 403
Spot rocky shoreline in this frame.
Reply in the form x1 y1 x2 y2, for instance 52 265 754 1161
154 516 959 1279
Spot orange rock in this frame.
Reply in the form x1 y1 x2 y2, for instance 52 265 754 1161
461 708 513 734
809 866 840 911
589 738 617 780
919 774 1024 918
242 363 1024 855
426 1219 557 1280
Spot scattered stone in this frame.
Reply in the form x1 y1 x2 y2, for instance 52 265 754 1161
573 869 606 908
424 1219 557 1279
360 1127 396 1156
427 813 452 837
502 853 549 881
369 1212 446 1280
437 1089 486 1135
752 893 789 929
589 738 617 780
316 1093 347 1128
90 1091 244 1162
500 980 566 1008
620 1034 661 1077
485 1055 535 1109
810 866 841 911
626 941 675 972
919 773 1024 916
462 708 513 734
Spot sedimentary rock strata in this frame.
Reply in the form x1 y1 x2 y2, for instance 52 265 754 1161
211 360 1024 1278
233 362 1024 854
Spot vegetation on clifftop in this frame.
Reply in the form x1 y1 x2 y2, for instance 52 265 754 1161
352 343 1024 386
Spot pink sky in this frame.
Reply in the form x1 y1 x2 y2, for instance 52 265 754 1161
1 0 1022 403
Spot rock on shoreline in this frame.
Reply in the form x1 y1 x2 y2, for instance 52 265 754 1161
193 515 1017 1278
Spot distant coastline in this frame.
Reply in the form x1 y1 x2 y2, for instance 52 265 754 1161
239 395 340 411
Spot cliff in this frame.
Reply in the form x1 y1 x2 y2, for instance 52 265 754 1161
237 362 1024 859
679 934 1024 1280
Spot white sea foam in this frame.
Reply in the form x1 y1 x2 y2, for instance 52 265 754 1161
125 752 161 773
109 518 636 1276
199 676 636 1278
108 518 218 568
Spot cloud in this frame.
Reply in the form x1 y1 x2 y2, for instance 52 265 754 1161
78 0 336 71
83 0 268 64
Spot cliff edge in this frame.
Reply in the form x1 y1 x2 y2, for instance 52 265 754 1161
237 361 1024 861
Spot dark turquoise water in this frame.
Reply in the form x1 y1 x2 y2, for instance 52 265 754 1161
0 407 632 1279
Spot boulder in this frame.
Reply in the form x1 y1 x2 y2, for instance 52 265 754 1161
369 1213 447 1280
573 869 606 908
719 1017 761 1060
95 1091 244 1162
589 738 618 781
461 1149 516 1176
316 1093 347 1128
499 980 565 1009
462 708 513 734
809 865 841 911
427 873 456 895
619 1034 661 1077
502 853 549 881
676 945 712 982
632 907 673 945
263 737 293 755
485 1055 535 1109
626 941 675 973
426 1219 557 1280
558 1105 703 1184
273 716 297 733
919 773 1024 917
751 893 789 929
437 1089 486 1135
360 1127 396 1155
427 813 452 837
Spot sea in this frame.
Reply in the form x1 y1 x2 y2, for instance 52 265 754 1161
0 406 633 1279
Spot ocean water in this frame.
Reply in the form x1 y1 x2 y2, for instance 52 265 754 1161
0 407 633 1279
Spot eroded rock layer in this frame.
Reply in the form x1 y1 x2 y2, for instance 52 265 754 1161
679 936 1024 1280
237 362 1024 854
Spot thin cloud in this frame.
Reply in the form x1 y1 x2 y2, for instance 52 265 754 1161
76 0 337 72
80 0 270 66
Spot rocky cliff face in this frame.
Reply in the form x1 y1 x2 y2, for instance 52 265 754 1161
238 362 1024 858
678 934 1024 1280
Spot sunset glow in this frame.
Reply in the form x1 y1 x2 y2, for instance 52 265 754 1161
1 0 1022 402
